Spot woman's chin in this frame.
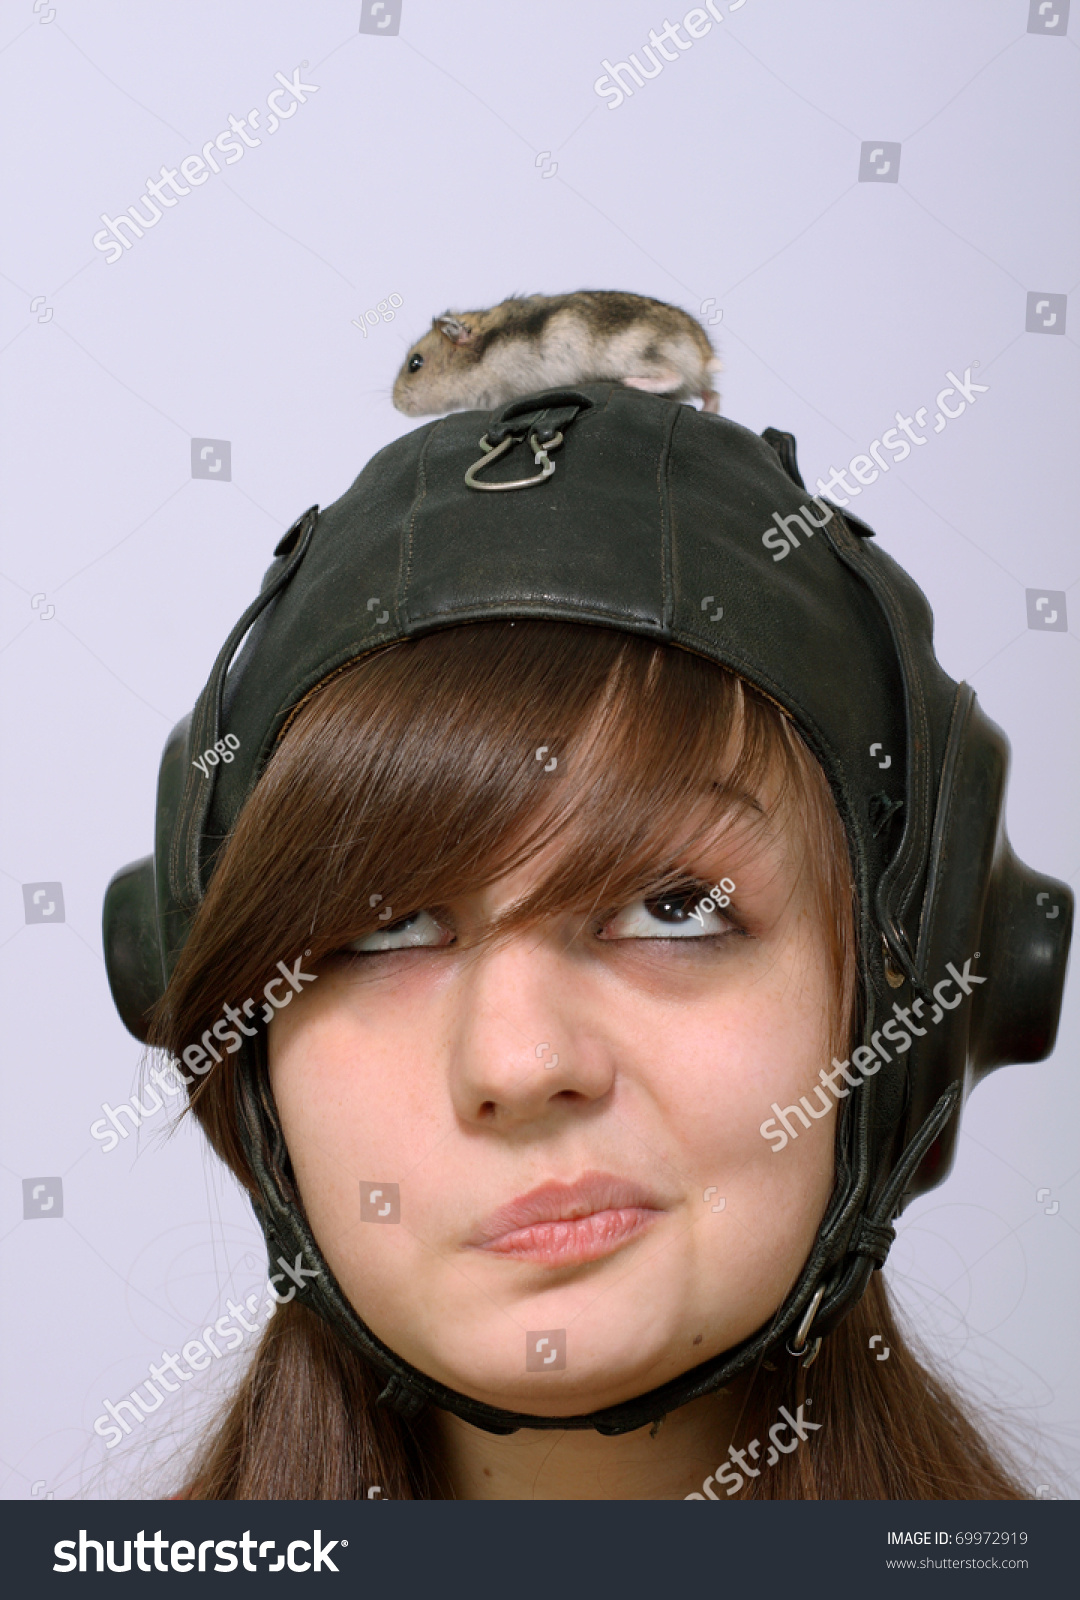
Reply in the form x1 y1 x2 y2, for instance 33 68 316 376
384 1332 724 1419
431 1368 663 1419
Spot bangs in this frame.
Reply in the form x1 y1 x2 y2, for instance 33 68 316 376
151 621 858 1165
228 621 826 950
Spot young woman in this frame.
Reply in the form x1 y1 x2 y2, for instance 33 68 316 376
105 383 1071 1499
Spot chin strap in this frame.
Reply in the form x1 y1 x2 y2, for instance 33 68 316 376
233 1019 962 1437
809 1078 961 1347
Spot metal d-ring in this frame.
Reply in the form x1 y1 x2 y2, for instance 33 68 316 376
464 430 564 491
785 1284 826 1369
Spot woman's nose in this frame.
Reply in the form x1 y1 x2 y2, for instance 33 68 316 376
446 936 616 1129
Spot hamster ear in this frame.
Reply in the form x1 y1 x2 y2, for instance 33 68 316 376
435 313 475 346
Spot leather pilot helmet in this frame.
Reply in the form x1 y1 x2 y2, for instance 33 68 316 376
103 385 1073 1435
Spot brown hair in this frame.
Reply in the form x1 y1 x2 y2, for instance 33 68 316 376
147 620 1027 1499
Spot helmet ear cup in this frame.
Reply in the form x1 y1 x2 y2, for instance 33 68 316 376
102 854 163 1043
101 713 195 1042
971 841 1073 1076
893 689 1073 1199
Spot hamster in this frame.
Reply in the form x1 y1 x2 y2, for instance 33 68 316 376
392 291 721 417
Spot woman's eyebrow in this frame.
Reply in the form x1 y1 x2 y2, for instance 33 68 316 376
691 785 779 859
710 784 766 816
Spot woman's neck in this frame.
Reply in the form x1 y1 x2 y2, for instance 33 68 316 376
430 1383 746 1500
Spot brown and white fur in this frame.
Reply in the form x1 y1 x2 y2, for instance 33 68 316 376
392 291 721 416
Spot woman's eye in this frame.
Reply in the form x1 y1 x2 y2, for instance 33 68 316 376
344 909 451 954
599 885 734 941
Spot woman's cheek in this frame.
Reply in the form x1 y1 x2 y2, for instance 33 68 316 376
268 1007 452 1298
667 987 836 1263
272 986 436 1143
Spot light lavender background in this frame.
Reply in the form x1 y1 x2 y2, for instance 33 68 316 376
1 0 1077 1500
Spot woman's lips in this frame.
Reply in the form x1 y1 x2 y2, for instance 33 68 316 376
476 1207 659 1265
467 1171 666 1266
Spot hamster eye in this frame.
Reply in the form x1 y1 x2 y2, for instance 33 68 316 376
408 354 424 372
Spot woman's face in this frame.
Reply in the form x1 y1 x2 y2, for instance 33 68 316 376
267 781 839 1416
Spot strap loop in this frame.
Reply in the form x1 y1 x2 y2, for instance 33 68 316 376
483 389 592 445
